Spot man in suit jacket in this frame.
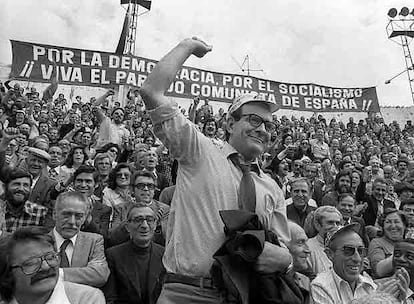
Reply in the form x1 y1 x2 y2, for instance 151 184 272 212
104 205 165 304
52 191 110 288
363 178 396 226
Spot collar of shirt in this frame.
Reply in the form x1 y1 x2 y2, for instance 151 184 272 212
53 227 78 251
10 272 71 304
224 143 261 176
332 269 377 296
6 201 35 218
31 175 40 190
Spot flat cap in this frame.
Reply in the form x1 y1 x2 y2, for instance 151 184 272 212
28 147 50 162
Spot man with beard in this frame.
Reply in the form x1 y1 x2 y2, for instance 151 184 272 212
0 226 105 303
307 206 342 275
52 191 110 288
1 169 47 233
287 178 317 227
363 178 396 226
93 90 130 148
142 150 169 200
0 128 57 228
322 171 353 207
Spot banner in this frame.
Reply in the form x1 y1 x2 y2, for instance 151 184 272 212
10 40 380 112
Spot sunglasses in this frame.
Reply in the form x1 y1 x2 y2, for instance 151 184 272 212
340 246 367 257
134 183 156 190
240 114 276 133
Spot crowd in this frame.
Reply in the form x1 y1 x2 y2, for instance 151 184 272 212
1 37 414 304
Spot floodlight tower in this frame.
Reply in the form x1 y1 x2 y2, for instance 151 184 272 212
386 7 414 104
120 0 151 55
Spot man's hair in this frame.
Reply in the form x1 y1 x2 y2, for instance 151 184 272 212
334 170 352 191
73 165 99 183
55 191 89 211
131 170 156 187
126 204 156 221
93 152 111 167
313 206 342 226
377 208 407 231
289 177 310 191
0 226 54 301
373 177 387 188
4 168 32 187
338 192 355 203
107 163 132 190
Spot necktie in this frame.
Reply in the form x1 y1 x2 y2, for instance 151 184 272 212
59 239 71 268
230 155 257 212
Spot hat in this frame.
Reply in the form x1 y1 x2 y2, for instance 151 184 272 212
325 223 361 248
397 157 409 165
226 93 279 120
28 147 50 162
15 110 25 115
394 182 414 194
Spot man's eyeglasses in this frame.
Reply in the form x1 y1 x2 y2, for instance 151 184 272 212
339 246 367 257
116 172 131 178
11 252 60 275
128 216 157 226
134 183 156 190
403 207 414 214
240 114 276 133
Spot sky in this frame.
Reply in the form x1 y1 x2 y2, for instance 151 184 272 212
1 0 414 107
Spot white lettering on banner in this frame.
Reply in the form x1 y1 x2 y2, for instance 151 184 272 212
258 80 274 92
91 53 103 67
33 46 75 64
167 81 185 94
178 69 216 84
109 55 120 68
221 75 253 88
282 96 300 108
90 69 110 85
304 97 358 110
278 84 363 99
39 65 82 82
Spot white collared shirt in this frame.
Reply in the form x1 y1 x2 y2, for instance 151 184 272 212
53 228 77 266
10 272 71 304
310 268 377 304
31 174 40 190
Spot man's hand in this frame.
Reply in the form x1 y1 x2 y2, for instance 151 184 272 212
0 128 20 152
106 89 115 97
182 37 212 58
395 267 410 301
254 242 292 274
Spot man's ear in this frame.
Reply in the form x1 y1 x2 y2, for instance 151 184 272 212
325 247 334 262
226 117 235 136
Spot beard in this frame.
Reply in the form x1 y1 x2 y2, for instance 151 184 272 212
5 188 30 206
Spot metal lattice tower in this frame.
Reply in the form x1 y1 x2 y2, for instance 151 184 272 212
125 3 139 55
386 8 414 104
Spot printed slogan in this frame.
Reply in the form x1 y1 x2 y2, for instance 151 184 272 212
10 40 380 112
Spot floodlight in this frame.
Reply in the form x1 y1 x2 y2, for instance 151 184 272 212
388 8 398 18
399 7 410 17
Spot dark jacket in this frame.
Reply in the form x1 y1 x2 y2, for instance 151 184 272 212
104 240 164 304
210 210 304 304
363 195 395 226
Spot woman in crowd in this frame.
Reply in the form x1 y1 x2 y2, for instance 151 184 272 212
58 146 88 184
102 163 134 226
368 208 407 278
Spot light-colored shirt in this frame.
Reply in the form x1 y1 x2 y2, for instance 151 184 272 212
53 228 78 266
150 102 290 276
97 117 130 147
310 269 377 304
10 272 71 304
310 139 330 160
308 234 332 275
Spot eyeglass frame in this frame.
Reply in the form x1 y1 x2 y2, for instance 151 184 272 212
239 114 276 133
134 182 156 190
338 245 367 257
10 251 60 275
128 216 157 226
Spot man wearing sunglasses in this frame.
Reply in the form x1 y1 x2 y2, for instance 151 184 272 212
0 226 105 303
109 170 169 247
140 38 291 303
311 224 410 303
